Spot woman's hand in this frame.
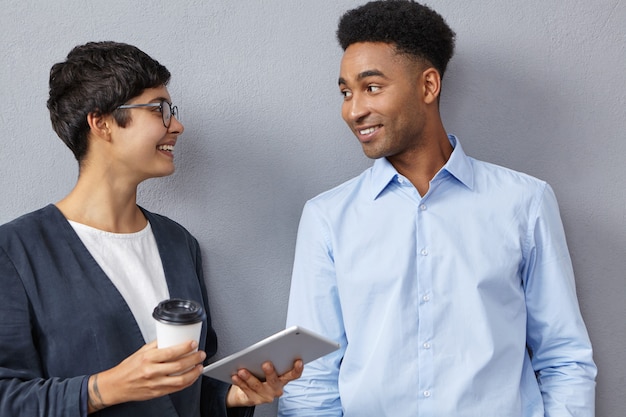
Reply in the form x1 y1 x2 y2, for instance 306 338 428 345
225 360 304 407
88 340 205 413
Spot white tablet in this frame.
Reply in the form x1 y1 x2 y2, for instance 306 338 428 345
202 325 340 383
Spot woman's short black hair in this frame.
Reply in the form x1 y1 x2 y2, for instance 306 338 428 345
337 0 455 77
47 41 171 162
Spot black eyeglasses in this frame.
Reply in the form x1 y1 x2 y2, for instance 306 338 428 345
117 100 178 128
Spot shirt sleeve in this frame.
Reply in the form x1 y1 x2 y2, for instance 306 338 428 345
522 184 597 416
278 201 345 416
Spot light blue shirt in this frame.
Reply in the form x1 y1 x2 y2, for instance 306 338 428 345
278 136 596 417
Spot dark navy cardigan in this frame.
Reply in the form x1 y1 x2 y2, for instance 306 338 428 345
0 204 252 417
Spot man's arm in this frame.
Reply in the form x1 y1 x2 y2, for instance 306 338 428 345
523 184 597 416
278 201 345 416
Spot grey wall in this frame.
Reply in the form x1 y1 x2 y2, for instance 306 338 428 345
1 1 624 416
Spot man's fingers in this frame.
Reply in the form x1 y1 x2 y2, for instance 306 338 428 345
278 359 304 383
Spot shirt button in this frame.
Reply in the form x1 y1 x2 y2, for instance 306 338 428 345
424 391 431 397
422 295 430 302
421 249 428 256
423 342 431 349
419 204 427 211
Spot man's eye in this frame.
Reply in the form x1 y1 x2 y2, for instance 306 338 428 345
367 85 381 93
340 90 352 98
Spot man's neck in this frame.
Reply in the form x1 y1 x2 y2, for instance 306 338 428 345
387 133 453 196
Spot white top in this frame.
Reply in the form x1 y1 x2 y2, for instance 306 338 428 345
69 220 169 343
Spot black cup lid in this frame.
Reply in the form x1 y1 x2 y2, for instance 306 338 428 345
152 298 206 325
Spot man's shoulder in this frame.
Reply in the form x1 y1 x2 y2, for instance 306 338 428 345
470 157 547 192
307 167 373 207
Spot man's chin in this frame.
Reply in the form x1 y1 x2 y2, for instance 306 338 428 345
360 145 385 160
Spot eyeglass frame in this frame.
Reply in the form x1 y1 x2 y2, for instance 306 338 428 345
116 100 178 128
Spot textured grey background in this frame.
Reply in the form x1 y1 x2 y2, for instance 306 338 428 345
1 1 624 415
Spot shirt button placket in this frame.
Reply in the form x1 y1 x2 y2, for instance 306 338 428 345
416 199 433 409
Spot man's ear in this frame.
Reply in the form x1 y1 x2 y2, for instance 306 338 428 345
422 67 442 105
86 111 112 140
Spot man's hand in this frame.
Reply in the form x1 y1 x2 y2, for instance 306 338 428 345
225 360 304 407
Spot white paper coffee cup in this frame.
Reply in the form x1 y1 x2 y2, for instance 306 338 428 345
153 299 206 349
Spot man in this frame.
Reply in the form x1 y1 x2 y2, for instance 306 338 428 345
278 1 596 416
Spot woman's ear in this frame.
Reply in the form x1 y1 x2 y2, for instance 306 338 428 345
422 67 442 105
86 111 112 140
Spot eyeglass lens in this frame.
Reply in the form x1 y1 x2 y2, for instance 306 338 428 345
161 101 179 128
161 101 171 127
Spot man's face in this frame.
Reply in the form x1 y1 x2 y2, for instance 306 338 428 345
339 42 428 160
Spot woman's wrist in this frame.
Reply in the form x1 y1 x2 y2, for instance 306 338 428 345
87 373 109 413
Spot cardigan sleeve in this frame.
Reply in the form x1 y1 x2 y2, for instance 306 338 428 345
0 247 84 417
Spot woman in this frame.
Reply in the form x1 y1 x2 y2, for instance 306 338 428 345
0 41 301 416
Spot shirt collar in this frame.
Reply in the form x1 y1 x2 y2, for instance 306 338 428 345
369 134 474 200
443 135 474 190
